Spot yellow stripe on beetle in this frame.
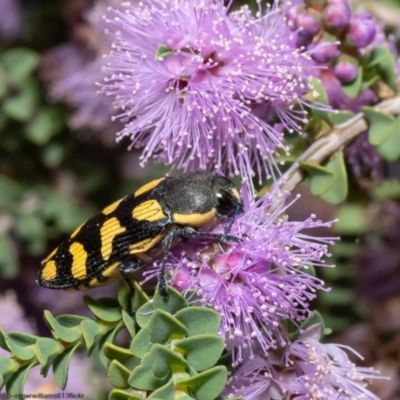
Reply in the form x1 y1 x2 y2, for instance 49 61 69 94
41 260 57 281
100 217 127 261
70 242 88 280
103 198 123 215
173 208 217 227
132 200 165 222
134 178 164 197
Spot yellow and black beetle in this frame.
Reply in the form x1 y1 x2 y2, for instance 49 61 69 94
37 171 244 314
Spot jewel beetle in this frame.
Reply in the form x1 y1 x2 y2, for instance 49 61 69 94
37 171 244 314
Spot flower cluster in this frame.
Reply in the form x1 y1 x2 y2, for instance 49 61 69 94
225 325 382 400
144 187 337 364
288 0 376 67
101 0 316 182
287 0 398 180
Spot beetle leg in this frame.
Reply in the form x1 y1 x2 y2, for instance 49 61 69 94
157 225 182 296
220 204 243 241
181 226 240 243
119 258 144 316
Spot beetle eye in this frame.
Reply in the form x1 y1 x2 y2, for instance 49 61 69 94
215 190 237 217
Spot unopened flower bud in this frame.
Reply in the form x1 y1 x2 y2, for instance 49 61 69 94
333 61 358 83
310 40 339 63
348 13 376 48
297 12 320 37
324 1 351 29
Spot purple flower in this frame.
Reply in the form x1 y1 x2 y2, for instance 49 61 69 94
144 186 336 364
101 0 316 182
0 0 21 40
347 13 376 49
40 0 120 135
225 325 382 400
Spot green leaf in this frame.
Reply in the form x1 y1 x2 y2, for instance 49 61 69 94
6 332 37 361
149 310 188 343
36 337 64 376
178 366 227 400
361 74 380 92
367 46 398 92
153 285 188 314
376 117 400 161
130 325 152 358
150 344 189 378
25 107 63 145
0 328 11 352
341 67 362 98
320 152 348 204
118 279 149 316
109 389 145 400
148 380 175 400
98 323 125 368
6 361 38 396
155 44 174 60
129 353 169 391
329 111 355 126
371 179 400 200
334 204 370 235
2 79 38 121
53 342 81 390
300 161 335 196
363 107 396 146
122 309 136 338
0 234 19 278
307 78 332 124
0 356 19 387
80 319 108 354
2 48 39 83
109 360 131 389
44 311 83 343
83 296 122 322
132 309 187 358
175 335 224 371
176 307 221 337
299 311 325 338
135 301 155 329
104 342 133 363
